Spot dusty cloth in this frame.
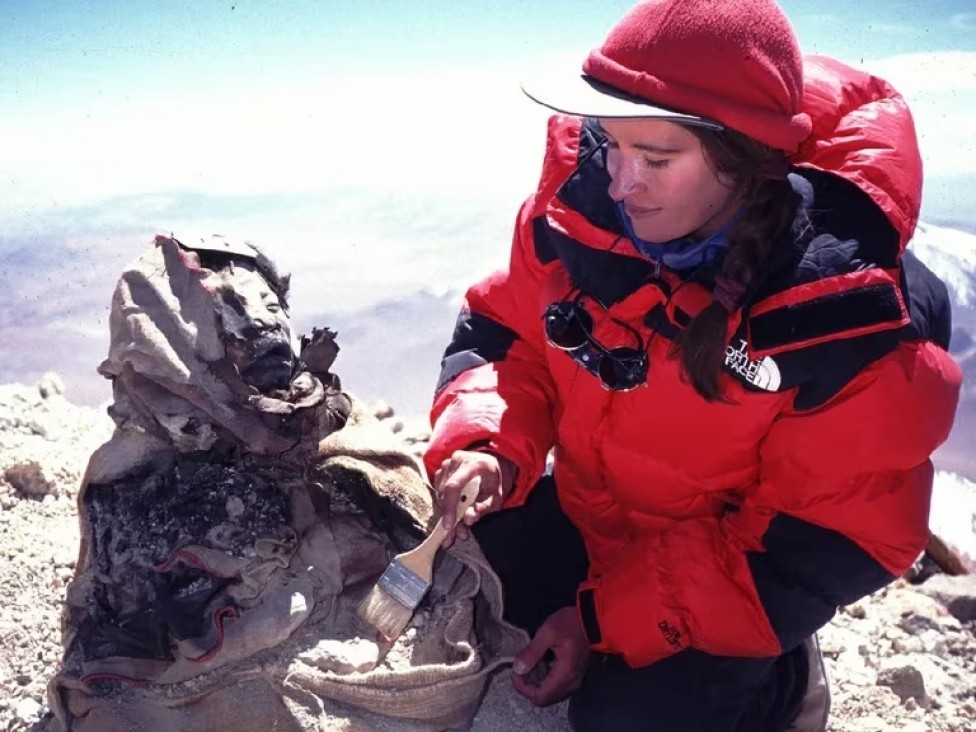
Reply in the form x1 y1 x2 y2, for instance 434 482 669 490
48 234 525 731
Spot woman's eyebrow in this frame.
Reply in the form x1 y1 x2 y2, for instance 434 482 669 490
633 142 682 154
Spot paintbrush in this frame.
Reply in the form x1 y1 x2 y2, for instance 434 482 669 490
358 477 481 641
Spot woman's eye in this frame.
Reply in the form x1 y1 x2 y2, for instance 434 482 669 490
644 158 669 169
266 302 281 314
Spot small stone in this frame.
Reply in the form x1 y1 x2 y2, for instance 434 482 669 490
36 372 65 398
900 613 943 635
900 722 929 732
298 637 380 674
16 673 31 686
29 418 52 438
819 627 862 658
918 574 976 622
225 495 246 520
846 603 867 619
892 636 924 654
877 664 926 704
15 696 41 722
4 461 55 497
370 400 394 420
919 629 949 658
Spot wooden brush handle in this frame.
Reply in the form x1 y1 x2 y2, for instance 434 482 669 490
413 478 482 558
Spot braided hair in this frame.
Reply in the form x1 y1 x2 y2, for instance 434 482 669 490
675 128 804 401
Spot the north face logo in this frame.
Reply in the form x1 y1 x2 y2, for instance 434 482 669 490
724 339 782 391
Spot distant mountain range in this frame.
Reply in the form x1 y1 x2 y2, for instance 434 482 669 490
1 211 971 479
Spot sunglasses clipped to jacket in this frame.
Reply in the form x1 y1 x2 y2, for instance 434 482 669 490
543 295 649 391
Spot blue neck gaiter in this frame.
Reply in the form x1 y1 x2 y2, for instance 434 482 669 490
615 202 736 272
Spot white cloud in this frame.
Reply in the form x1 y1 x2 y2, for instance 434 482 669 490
864 51 976 93
863 51 976 178
0 65 557 217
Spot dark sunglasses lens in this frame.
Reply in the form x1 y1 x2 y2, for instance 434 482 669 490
598 348 648 390
545 303 593 350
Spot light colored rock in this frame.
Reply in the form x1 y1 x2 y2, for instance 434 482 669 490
36 372 65 399
918 629 949 659
836 649 875 685
14 696 41 723
298 637 381 675
226 495 246 520
819 626 863 658
918 574 976 622
891 636 924 655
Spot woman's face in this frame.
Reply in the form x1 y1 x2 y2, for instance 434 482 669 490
599 118 741 244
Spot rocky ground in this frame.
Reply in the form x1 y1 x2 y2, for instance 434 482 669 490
1 377 974 732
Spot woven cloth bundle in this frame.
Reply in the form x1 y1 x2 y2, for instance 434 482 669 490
48 234 525 732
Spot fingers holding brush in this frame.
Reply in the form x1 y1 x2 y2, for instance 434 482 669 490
433 449 517 547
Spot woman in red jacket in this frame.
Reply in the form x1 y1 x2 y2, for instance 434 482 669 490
425 1 961 729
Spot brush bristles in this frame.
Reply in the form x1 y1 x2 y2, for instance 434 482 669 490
357 582 415 641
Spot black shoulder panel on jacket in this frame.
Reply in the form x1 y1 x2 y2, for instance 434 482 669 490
532 216 656 306
556 120 624 235
900 249 953 350
725 169 953 410
436 310 518 393
749 283 905 353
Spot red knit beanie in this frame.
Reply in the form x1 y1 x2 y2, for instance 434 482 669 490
525 0 812 153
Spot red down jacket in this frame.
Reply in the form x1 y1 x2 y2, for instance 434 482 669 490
424 56 962 667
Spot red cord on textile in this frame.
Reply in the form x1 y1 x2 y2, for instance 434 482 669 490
184 605 240 663
153 547 236 579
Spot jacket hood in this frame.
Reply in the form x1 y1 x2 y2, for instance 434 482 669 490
793 54 923 254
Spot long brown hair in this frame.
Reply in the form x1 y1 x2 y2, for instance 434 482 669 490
676 128 802 401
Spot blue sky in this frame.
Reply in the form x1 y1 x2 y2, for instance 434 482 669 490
1 0 974 216
2 0 973 234
2 1 973 107
0 0 974 410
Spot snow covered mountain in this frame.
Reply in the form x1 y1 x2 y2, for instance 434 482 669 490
910 222 976 478
910 222 976 311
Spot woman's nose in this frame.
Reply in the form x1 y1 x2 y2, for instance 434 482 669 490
607 155 646 200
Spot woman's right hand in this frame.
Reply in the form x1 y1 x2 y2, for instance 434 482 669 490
433 449 517 547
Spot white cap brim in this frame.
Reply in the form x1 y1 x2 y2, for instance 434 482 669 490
521 72 724 130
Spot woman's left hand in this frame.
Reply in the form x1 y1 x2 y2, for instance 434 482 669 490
511 606 591 706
